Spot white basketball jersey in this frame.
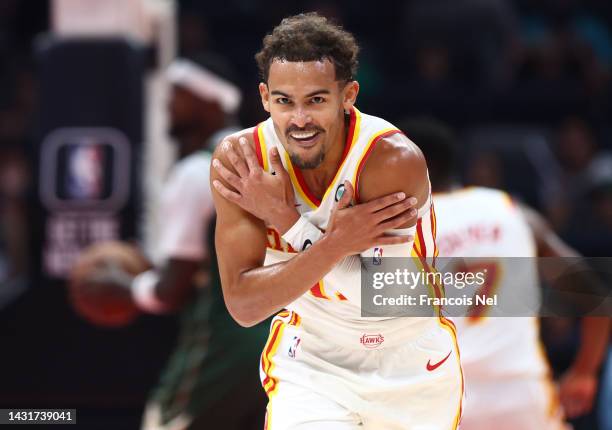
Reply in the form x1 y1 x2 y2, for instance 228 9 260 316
253 107 438 326
434 187 548 379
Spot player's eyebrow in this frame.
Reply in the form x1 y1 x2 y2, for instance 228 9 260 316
270 89 330 98
305 89 330 97
270 90 291 98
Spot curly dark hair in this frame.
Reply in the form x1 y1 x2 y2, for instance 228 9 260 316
255 12 359 83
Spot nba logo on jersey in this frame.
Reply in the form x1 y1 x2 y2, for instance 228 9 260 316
288 336 301 358
373 247 383 265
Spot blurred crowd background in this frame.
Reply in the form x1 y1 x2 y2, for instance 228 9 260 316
0 0 610 429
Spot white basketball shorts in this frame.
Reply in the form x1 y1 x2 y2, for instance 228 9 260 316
260 310 464 429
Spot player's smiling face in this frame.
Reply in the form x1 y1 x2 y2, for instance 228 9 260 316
259 59 358 169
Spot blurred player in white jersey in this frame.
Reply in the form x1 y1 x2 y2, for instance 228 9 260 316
71 58 270 430
400 118 610 430
211 13 463 430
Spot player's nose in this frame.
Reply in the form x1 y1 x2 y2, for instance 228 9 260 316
291 107 312 128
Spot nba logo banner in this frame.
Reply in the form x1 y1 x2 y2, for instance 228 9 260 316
39 127 130 211
66 143 105 200
373 247 383 265
38 127 131 278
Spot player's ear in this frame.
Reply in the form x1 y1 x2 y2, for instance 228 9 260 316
259 82 270 113
342 80 359 111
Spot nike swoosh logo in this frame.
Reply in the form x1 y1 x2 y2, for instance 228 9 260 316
426 351 452 371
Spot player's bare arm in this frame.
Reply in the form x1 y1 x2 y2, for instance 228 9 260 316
520 203 579 258
520 202 611 418
211 135 415 327
358 134 430 224
153 259 204 309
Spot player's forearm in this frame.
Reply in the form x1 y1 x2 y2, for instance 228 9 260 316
570 317 610 375
223 234 345 327
153 276 195 312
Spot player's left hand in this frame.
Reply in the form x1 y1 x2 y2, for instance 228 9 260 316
558 368 598 418
213 136 299 233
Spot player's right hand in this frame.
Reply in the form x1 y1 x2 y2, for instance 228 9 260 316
212 136 299 234
324 180 418 256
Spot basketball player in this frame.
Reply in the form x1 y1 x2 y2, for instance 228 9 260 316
211 13 463 429
400 118 610 430
76 58 270 430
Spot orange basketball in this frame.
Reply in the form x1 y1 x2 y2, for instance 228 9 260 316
69 241 151 328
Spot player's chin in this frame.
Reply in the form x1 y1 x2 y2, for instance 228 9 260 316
290 145 325 169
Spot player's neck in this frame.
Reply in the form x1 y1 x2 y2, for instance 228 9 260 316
299 115 348 198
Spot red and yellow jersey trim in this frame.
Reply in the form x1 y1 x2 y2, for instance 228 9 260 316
266 227 297 254
253 123 269 171
261 319 284 397
352 128 403 202
284 106 362 209
411 208 438 259
411 252 445 317
307 280 348 301
284 154 318 210
437 316 464 429
261 310 301 397
309 280 331 300
335 291 348 301
408 202 444 314
262 310 302 430
430 202 439 261
413 217 427 257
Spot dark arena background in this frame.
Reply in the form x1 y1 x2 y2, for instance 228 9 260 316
0 0 611 429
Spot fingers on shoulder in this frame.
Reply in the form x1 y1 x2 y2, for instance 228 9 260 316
212 129 256 179
215 128 256 161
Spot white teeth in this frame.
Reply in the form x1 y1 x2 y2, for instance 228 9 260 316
291 131 317 139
